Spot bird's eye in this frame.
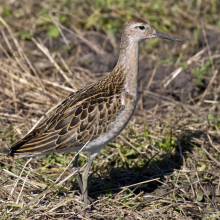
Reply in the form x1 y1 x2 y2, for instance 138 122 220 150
138 26 145 30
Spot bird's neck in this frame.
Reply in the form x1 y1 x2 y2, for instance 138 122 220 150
116 33 139 97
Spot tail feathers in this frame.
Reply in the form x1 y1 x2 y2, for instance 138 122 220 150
0 123 48 159
1 138 32 158
0 149 10 155
0 148 13 159
0 134 39 158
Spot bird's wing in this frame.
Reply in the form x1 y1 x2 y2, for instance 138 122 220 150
4 93 123 158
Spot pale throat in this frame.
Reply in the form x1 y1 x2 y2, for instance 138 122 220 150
117 35 139 97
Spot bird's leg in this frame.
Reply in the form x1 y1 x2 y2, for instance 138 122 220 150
82 152 98 209
72 152 95 206
72 153 83 193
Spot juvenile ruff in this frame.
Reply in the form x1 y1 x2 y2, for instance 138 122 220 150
1 18 180 208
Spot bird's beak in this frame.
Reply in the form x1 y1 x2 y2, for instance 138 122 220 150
153 30 180 42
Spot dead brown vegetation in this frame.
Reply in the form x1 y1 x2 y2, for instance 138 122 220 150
0 0 220 219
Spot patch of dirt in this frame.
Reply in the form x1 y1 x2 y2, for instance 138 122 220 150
85 54 118 73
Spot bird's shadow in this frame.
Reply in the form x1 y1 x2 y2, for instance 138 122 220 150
81 129 207 201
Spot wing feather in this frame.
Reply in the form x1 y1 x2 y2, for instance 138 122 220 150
6 94 123 158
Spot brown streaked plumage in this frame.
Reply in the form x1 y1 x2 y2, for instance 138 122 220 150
1 18 180 208
5 68 127 158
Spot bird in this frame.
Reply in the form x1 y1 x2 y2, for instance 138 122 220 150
1 18 180 208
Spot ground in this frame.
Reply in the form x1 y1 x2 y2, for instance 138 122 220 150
0 0 220 219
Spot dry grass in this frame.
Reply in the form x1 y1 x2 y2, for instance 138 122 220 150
0 0 220 219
